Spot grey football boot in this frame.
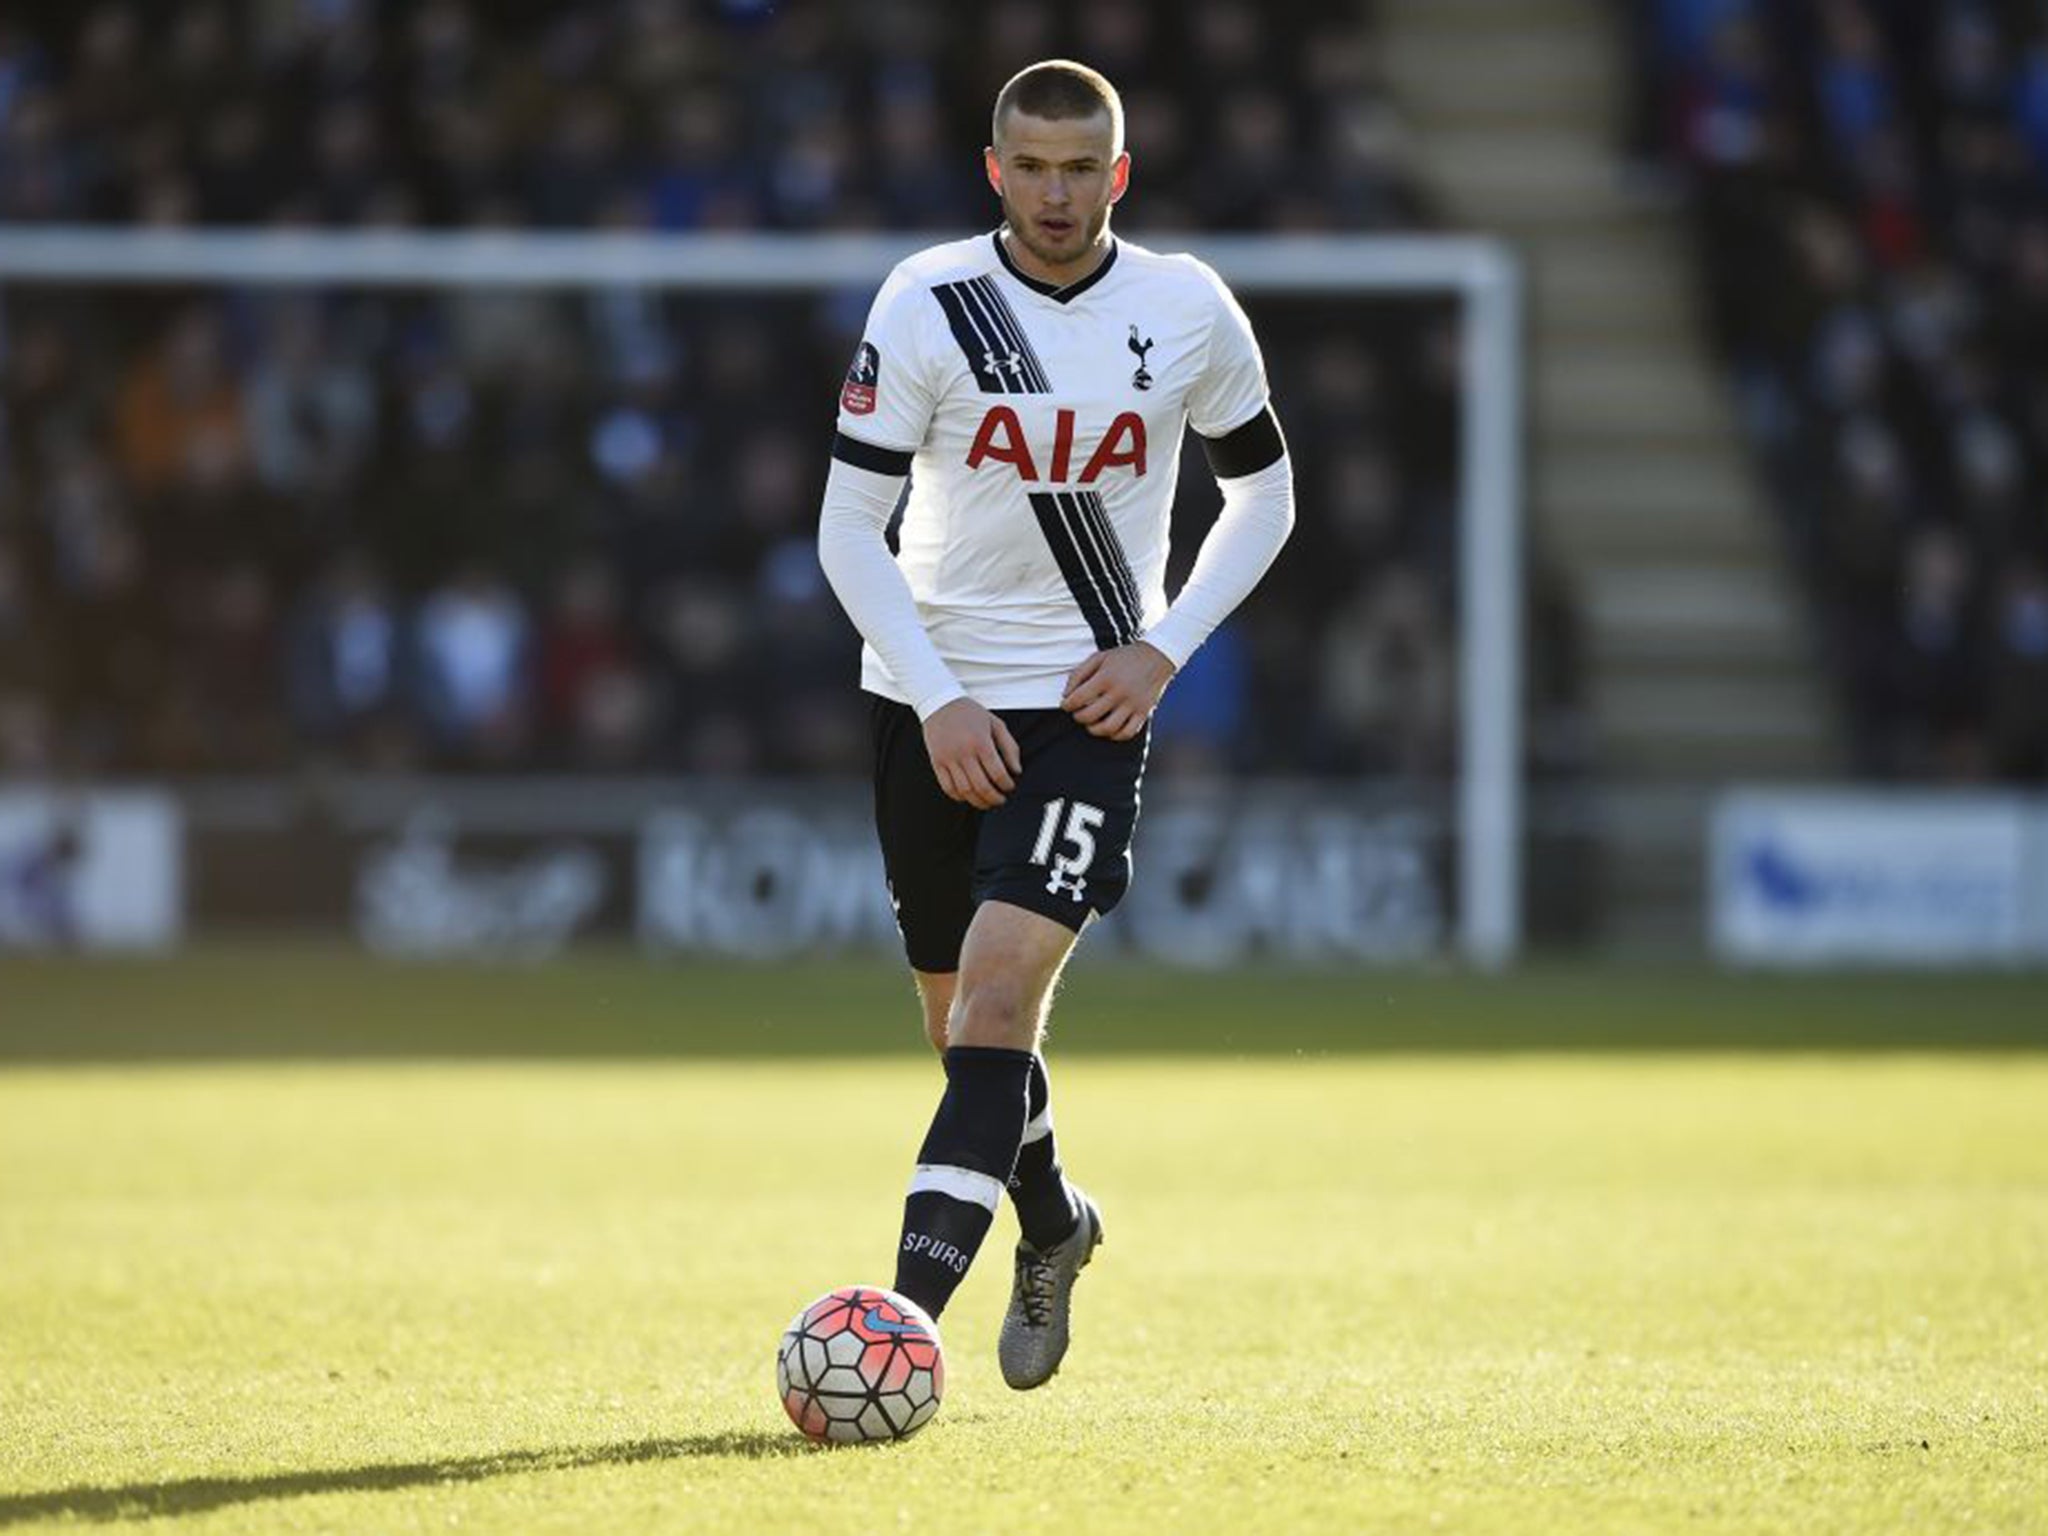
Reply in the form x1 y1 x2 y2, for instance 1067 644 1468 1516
998 1190 1104 1390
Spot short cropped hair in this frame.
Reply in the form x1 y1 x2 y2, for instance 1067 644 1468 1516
991 60 1124 151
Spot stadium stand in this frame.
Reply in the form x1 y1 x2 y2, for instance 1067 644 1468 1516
1632 0 2048 781
0 0 1510 782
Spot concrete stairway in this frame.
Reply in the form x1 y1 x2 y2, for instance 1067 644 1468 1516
1378 0 1841 945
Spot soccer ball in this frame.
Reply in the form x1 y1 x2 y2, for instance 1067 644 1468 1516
777 1285 944 1445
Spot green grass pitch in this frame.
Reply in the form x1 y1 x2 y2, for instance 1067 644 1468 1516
1 950 2045 1533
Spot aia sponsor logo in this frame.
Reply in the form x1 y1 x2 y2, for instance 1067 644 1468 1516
966 406 1146 483
842 341 880 416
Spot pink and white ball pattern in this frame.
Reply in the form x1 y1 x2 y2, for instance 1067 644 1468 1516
777 1286 945 1444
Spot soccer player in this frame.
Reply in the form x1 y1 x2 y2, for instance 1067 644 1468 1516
816 59 1295 1389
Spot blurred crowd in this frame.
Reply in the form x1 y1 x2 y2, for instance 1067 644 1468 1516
0 0 1428 234
0 0 1477 781
1629 0 2048 780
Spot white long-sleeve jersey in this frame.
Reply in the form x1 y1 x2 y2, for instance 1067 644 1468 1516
818 230 1292 718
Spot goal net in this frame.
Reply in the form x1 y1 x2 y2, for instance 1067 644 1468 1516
0 229 1521 966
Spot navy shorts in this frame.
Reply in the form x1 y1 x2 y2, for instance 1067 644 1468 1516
868 692 1150 974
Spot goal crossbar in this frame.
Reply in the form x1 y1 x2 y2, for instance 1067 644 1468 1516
0 227 1523 967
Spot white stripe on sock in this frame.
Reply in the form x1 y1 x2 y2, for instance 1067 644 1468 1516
909 1163 1005 1211
1020 1106 1054 1146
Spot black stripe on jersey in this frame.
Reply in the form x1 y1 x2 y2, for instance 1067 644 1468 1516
933 280 1003 389
832 432 914 476
931 278 1050 395
1028 491 1142 651
931 280 1019 393
929 282 1002 391
963 277 1052 392
1069 489 1145 637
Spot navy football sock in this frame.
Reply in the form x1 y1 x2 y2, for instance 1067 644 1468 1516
893 1045 1033 1318
1009 1053 1082 1251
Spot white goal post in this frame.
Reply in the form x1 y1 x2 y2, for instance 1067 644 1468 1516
0 228 1523 966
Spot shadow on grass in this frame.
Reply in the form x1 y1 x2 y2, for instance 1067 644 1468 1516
6 952 2048 1061
0 1431 809 1527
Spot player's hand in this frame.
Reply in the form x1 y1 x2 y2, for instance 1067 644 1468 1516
922 698 1024 809
1061 642 1176 741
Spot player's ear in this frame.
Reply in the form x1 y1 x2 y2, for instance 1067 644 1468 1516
984 146 1002 195
1108 151 1131 205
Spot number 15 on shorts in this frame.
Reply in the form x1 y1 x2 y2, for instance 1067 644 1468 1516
1031 798 1105 903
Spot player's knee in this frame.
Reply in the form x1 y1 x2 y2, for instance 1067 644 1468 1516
949 976 1042 1051
913 973 956 1055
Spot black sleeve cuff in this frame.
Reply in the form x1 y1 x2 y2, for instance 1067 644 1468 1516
833 432 914 476
1199 405 1286 479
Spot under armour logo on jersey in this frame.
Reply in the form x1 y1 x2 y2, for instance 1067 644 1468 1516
1128 325 1155 391
982 347 1026 385
932 277 1051 394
